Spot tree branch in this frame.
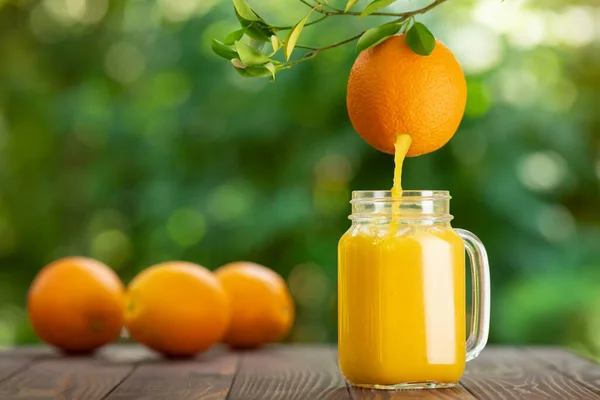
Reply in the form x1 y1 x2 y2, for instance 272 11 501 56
230 0 451 75
294 44 319 50
287 15 405 66
274 14 329 31
298 0 316 9
283 0 448 68
303 0 448 17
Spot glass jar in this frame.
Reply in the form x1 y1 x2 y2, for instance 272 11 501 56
338 190 490 390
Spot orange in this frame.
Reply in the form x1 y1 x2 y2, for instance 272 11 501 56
215 262 294 348
27 257 125 353
346 34 467 157
125 261 230 356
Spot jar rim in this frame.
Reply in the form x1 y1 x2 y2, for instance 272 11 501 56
351 190 451 202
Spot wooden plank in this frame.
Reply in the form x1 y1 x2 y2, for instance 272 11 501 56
227 345 351 400
104 347 239 400
461 347 600 400
0 357 133 400
529 347 600 395
0 346 55 383
349 385 474 399
0 350 48 384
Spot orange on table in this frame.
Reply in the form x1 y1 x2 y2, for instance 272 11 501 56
215 262 294 348
125 261 230 357
346 34 467 157
27 257 125 353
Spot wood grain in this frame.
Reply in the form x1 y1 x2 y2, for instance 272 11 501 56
529 348 600 395
0 356 133 400
0 345 58 383
349 385 474 400
462 347 600 400
104 348 239 400
227 345 351 400
1 345 600 400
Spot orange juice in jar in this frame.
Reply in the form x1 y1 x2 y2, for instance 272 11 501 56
338 190 490 389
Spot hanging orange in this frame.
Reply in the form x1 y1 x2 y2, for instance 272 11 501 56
347 34 467 156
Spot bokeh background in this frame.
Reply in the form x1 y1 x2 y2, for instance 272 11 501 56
0 0 599 353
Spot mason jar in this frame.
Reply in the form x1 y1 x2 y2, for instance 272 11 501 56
338 190 490 390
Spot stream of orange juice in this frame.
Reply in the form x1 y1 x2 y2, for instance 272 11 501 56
391 134 412 195
338 134 466 387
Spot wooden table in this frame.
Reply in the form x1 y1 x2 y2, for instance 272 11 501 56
0 345 598 399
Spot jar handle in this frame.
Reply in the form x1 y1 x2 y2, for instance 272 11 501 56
456 229 491 362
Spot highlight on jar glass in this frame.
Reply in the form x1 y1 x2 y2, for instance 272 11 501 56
338 190 490 390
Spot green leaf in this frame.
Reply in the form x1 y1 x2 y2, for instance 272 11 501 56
234 67 254 77
248 63 276 81
249 39 266 52
284 6 319 61
211 39 239 60
269 35 281 55
236 12 274 42
232 0 258 21
345 0 360 12
234 63 276 81
356 23 401 52
406 22 436 56
235 41 270 66
224 29 245 45
360 0 395 17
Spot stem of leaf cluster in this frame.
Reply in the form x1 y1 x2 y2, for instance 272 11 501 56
285 0 448 66
288 18 400 65
299 0 447 17
273 14 328 30
294 44 319 50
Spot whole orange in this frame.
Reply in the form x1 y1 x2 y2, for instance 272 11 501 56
347 34 467 157
215 262 294 348
125 261 230 357
27 257 125 353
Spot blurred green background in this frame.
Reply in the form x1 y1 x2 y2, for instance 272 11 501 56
0 0 599 353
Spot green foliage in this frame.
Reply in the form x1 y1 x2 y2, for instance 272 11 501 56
212 40 239 60
213 0 445 80
345 0 361 12
360 0 397 17
406 22 436 55
233 0 260 21
356 22 402 52
284 6 321 61
224 30 245 46
235 41 271 66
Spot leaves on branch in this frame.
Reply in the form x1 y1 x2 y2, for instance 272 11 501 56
284 6 320 61
356 22 401 52
212 40 239 60
216 0 446 78
270 35 281 55
360 0 396 17
236 14 275 42
233 0 259 21
345 0 360 12
234 63 276 82
406 21 435 56
224 29 245 45
235 41 270 66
